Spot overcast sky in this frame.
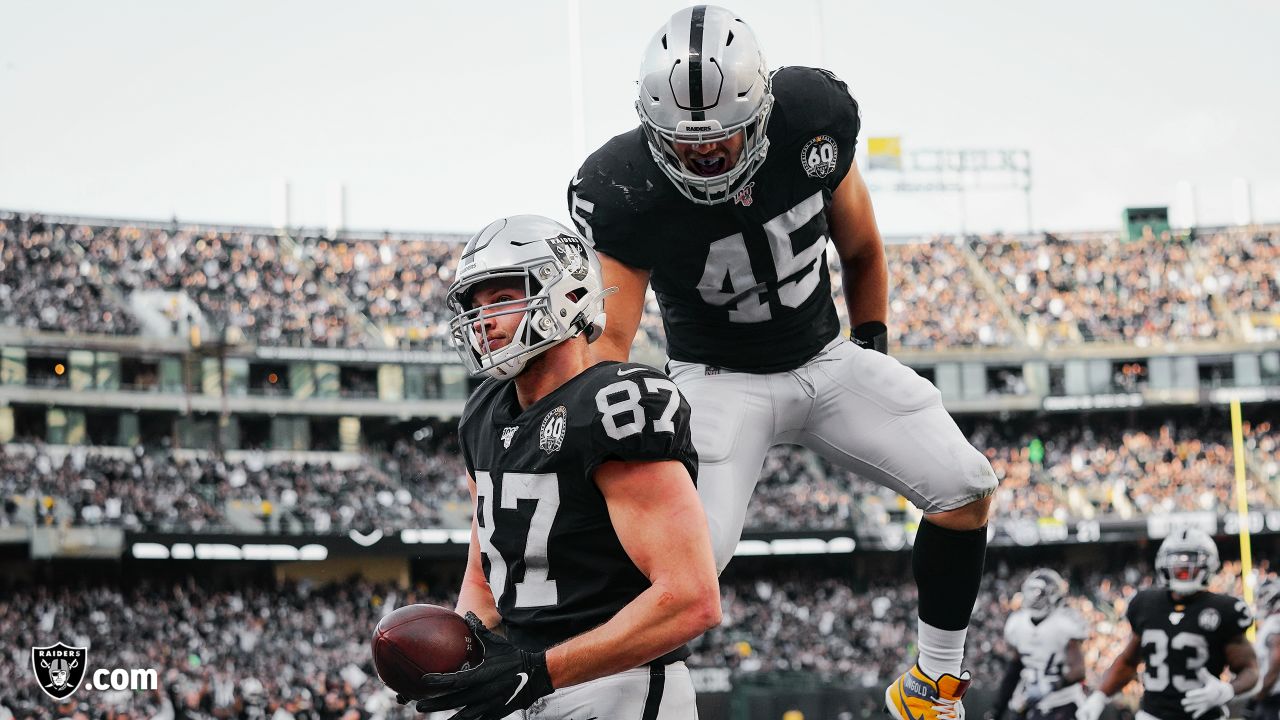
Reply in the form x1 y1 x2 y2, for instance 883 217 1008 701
1 0 1277 236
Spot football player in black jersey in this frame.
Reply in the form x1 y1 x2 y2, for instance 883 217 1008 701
1078 528 1257 720
405 215 720 720
567 5 998 718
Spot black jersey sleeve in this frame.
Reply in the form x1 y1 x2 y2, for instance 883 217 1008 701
580 365 699 481
1225 595 1254 634
1125 589 1150 628
770 66 862 190
567 130 661 270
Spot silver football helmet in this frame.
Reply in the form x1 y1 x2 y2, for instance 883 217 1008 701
1021 568 1068 621
446 216 611 379
1155 527 1220 595
636 5 773 205
1256 577 1280 617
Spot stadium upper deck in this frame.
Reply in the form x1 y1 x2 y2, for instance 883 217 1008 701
3 210 1276 353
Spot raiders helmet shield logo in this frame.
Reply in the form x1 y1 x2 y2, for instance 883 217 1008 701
1199 607 1221 631
31 642 88 700
547 234 590 282
539 405 568 454
801 135 838 178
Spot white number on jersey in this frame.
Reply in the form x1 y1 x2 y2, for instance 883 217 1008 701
474 471 561 609
696 191 829 323
595 377 681 441
1141 628 1211 693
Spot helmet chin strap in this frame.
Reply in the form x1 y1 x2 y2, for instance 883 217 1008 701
574 286 618 343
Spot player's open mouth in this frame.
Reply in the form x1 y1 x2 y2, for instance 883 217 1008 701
688 155 728 177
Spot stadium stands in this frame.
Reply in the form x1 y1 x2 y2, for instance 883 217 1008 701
3 560 1270 717
5 210 1275 352
2 413 1276 534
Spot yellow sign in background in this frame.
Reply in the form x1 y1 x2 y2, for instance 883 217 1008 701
867 136 902 170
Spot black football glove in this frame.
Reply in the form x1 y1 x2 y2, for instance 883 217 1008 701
410 612 555 720
851 321 888 354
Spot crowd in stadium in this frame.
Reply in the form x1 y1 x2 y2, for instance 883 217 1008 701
0 442 470 534
0 218 140 336
1 413 1276 534
2 560 1269 719
970 233 1225 346
296 235 462 350
4 212 1277 353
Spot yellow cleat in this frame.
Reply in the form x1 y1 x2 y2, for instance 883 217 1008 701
884 663 971 720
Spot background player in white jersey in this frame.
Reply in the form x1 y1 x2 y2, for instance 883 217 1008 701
1250 578 1280 720
1078 529 1258 720
568 6 999 719
992 569 1088 720
406 216 721 719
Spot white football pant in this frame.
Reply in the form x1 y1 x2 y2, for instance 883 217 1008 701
523 661 694 719
668 337 999 571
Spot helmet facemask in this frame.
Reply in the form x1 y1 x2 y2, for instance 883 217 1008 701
449 269 552 379
446 218 612 380
1021 570 1066 621
1155 529 1220 595
1157 550 1215 595
637 93 773 205
1256 579 1280 617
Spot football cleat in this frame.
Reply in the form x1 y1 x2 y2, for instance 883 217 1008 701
885 663 971 720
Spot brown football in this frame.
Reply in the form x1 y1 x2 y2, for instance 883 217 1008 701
371 604 482 697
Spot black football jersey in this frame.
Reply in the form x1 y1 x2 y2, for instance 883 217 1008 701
457 361 698 652
569 66 860 373
1126 588 1253 720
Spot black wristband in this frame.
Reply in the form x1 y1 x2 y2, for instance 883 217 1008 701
851 321 888 354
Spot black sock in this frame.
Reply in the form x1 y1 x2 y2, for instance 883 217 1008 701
913 519 988 631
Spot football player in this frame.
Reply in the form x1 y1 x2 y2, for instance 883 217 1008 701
1250 577 1280 720
992 569 1088 720
406 216 721 719
567 5 999 717
1078 528 1258 720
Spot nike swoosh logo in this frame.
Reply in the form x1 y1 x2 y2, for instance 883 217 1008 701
505 672 529 706
617 367 646 376
571 175 583 187
896 683 925 720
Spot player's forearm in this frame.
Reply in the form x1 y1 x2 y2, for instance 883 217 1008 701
1232 664 1261 696
1097 661 1139 697
455 543 500 630
544 577 720 688
840 251 888 328
455 579 500 630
